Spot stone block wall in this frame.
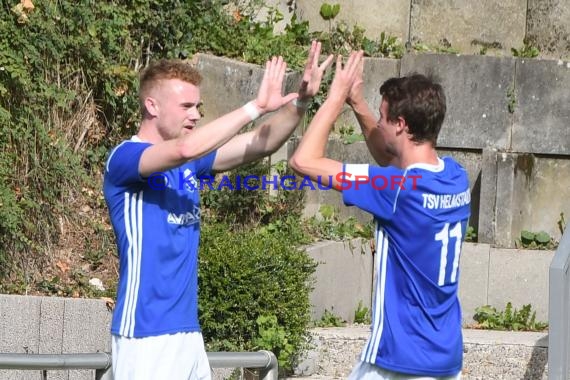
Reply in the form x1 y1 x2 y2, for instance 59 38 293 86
305 241 554 326
290 0 569 59
305 239 373 324
0 295 111 380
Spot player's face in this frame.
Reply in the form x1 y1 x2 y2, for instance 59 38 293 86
376 99 398 154
154 79 202 141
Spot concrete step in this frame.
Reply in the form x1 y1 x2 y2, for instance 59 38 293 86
288 326 549 380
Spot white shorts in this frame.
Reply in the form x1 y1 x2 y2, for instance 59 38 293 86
348 361 461 380
112 332 211 380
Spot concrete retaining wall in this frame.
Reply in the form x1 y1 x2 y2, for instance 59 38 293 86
305 239 373 324
307 240 554 325
0 295 111 380
285 0 569 60
460 243 553 324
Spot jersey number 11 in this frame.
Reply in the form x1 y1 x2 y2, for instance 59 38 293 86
435 222 463 286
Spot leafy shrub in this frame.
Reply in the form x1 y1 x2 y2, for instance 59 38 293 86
252 315 295 370
473 302 548 331
515 230 558 250
0 0 149 285
314 3 403 59
353 300 371 325
313 309 346 327
304 205 373 241
465 225 477 242
511 39 540 58
338 124 365 144
198 222 317 371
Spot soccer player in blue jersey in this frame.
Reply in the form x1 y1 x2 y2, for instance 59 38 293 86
290 51 470 379
103 42 333 380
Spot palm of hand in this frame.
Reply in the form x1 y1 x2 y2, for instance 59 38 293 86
257 80 288 111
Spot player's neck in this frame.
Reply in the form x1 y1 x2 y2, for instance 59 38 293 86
136 120 163 144
398 142 438 168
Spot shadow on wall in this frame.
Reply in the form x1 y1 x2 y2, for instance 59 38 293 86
469 170 481 236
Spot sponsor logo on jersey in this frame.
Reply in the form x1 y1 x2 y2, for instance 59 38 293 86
167 205 201 225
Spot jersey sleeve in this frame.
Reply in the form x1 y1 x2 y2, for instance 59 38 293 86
193 150 217 178
105 141 151 186
341 163 408 221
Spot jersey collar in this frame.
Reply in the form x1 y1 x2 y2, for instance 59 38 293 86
405 157 444 172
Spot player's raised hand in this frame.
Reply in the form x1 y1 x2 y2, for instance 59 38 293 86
347 53 365 106
297 41 335 101
254 56 298 113
328 50 364 104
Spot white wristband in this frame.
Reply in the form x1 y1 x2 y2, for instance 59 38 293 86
243 101 260 121
293 98 309 109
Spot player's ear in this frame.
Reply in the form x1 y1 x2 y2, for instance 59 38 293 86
395 116 407 135
145 97 159 117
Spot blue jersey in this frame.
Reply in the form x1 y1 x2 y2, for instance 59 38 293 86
342 157 470 377
103 137 216 338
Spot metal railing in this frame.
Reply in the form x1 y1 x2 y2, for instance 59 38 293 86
0 352 113 380
209 351 278 379
0 350 278 380
549 227 570 380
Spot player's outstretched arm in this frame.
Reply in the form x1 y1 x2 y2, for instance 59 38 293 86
213 41 334 172
290 50 364 190
346 58 396 166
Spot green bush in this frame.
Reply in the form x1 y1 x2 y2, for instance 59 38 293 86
473 302 548 331
304 204 373 241
0 0 143 281
313 309 346 327
198 222 317 371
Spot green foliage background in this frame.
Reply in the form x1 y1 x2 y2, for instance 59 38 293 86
0 0 306 285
